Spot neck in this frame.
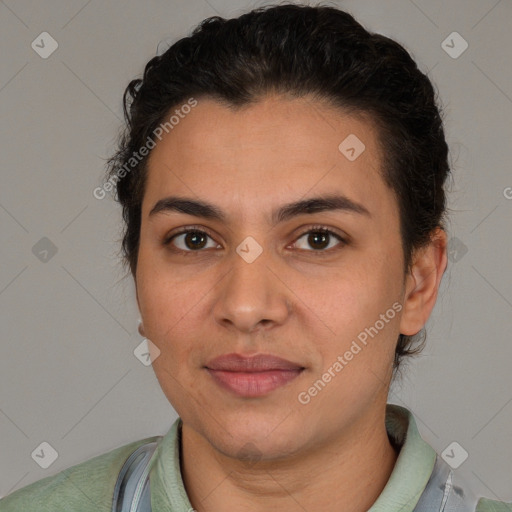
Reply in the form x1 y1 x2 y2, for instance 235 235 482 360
180 404 399 512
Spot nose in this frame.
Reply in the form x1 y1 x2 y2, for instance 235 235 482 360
212 249 292 334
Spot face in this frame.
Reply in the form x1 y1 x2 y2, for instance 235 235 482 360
136 95 413 460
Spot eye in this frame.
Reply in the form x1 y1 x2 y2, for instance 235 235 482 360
164 227 220 253
292 226 346 253
163 225 347 255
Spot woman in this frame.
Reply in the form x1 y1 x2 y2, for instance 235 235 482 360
1 4 509 511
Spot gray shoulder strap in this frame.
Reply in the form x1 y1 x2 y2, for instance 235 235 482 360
112 438 162 512
413 455 479 512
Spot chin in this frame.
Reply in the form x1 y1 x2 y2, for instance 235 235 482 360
201 409 306 461
214 431 302 463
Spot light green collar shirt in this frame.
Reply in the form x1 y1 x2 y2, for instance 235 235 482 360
149 403 436 511
0 404 509 511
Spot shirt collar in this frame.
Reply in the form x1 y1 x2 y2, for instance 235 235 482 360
368 404 437 511
149 403 436 512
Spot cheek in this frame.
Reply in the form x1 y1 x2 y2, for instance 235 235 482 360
137 268 204 410
292 253 402 390
136 250 221 380
136 254 195 363
294 252 401 335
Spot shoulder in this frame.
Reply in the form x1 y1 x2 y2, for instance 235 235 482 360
388 405 512 512
0 435 161 512
477 498 512 511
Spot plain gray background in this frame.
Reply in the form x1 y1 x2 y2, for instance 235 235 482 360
1 0 511 503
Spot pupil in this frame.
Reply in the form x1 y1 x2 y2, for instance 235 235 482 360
186 231 206 250
309 232 328 250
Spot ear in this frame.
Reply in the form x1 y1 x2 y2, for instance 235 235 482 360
135 280 141 314
134 277 145 337
399 227 448 336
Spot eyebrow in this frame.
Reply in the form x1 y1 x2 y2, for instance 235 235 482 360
149 194 371 224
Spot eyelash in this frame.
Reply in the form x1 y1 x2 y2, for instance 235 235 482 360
163 224 347 257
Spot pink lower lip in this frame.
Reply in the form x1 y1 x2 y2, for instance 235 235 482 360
206 369 303 397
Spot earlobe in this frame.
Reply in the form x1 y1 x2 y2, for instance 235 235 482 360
399 227 448 336
138 320 146 337
134 279 145 337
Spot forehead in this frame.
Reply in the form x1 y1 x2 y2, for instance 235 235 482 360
142 95 394 223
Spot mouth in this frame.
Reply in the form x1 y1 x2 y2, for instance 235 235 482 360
205 353 305 398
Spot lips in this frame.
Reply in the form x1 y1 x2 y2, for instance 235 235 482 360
205 353 305 397
206 353 304 372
